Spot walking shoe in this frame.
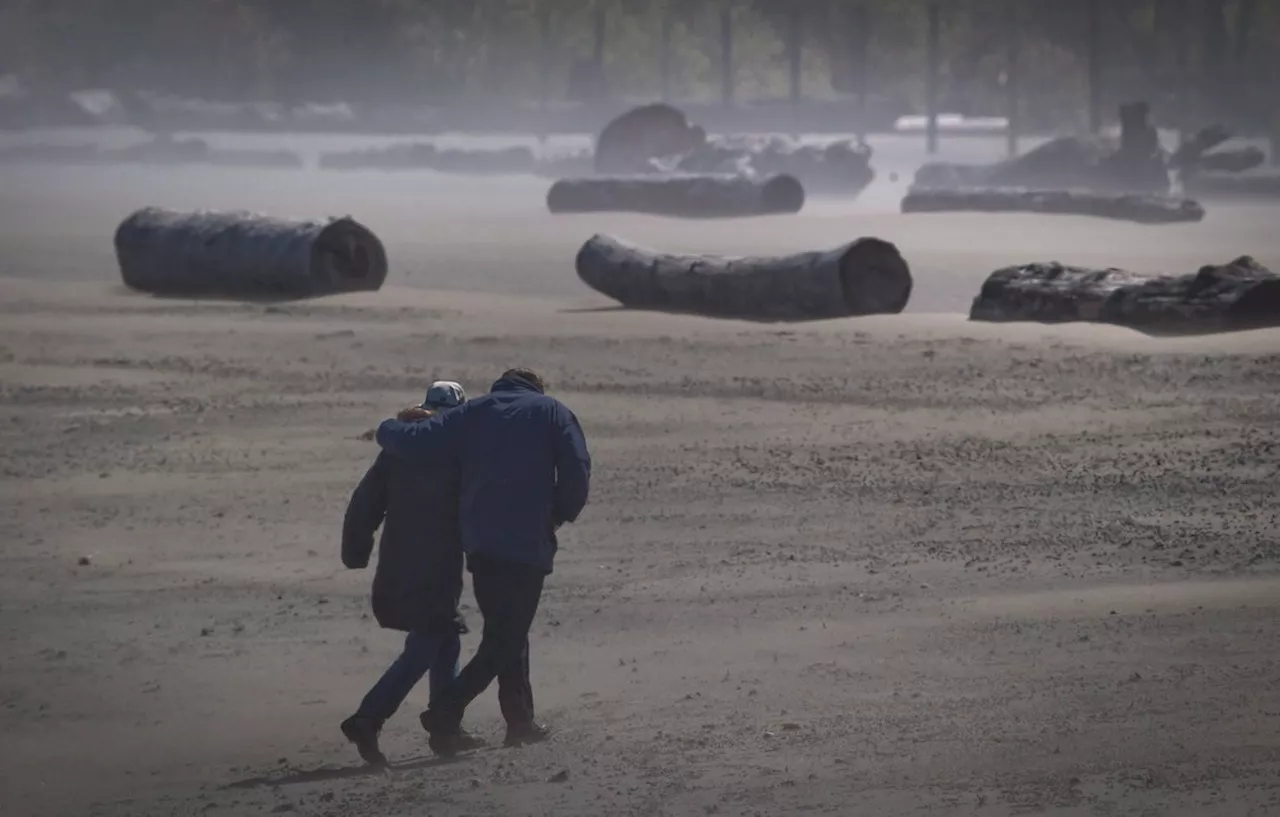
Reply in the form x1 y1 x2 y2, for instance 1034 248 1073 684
419 709 483 757
454 728 487 752
504 721 551 748
340 715 388 767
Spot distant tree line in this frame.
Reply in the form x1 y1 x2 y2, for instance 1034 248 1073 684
1 0 1275 131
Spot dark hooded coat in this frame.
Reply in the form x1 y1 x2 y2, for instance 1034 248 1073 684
341 421 466 635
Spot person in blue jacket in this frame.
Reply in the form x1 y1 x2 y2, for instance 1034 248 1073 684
375 367 591 756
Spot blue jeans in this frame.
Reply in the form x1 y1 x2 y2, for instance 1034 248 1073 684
356 630 461 723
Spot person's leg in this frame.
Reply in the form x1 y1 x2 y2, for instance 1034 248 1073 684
424 563 544 744
427 632 462 708
356 630 439 722
498 637 550 745
344 630 440 765
496 637 532 725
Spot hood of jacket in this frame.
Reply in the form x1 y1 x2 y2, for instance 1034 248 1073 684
490 375 544 395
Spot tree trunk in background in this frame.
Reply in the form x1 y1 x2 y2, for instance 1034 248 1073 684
1201 0 1228 118
1005 0 1020 158
721 4 735 107
788 4 802 107
1086 0 1102 133
926 3 940 154
592 5 606 69
539 5 552 107
660 8 673 101
853 3 870 139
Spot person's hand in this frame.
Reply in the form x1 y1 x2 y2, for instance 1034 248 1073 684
396 405 434 422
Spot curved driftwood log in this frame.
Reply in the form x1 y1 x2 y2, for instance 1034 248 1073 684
547 174 805 217
115 207 388 299
970 256 1280 334
901 186 1204 224
574 233 911 321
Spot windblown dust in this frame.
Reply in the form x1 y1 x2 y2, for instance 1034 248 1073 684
2 158 1279 817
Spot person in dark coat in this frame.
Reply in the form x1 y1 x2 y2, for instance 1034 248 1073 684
375 367 592 756
339 381 483 766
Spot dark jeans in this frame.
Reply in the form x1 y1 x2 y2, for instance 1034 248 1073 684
429 557 545 730
356 629 461 723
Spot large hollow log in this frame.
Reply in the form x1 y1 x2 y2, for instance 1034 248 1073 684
970 256 1280 334
114 207 388 299
547 174 805 217
901 186 1204 224
574 233 911 321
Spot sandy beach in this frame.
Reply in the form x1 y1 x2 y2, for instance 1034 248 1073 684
2 147 1280 817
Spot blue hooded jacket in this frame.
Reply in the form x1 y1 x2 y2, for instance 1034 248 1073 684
375 375 591 574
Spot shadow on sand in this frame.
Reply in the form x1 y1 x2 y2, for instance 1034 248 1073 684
225 755 457 789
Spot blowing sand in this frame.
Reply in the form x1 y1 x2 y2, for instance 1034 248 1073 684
2 155 1280 817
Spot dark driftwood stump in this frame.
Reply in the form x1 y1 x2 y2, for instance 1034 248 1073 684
115 207 388 299
575 233 912 321
593 103 706 174
912 104 1170 195
547 174 805 217
901 186 1204 224
970 256 1280 334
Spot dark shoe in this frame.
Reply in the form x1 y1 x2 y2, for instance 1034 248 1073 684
419 709 480 758
341 715 388 767
504 721 551 748
454 728 487 752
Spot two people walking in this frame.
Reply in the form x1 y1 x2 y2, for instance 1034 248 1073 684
340 369 592 765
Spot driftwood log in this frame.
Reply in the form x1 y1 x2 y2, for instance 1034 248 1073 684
1184 168 1280 199
318 143 536 174
574 233 912 321
901 186 1204 224
115 207 388 299
0 137 303 169
661 135 875 197
970 256 1280 334
912 104 1170 194
547 174 805 217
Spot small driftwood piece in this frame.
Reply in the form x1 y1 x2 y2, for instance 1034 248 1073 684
318 143 536 174
901 186 1204 224
574 233 912 321
115 207 388 299
547 173 805 217
970 256 1280 334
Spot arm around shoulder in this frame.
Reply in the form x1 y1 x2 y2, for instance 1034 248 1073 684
375 409 460 464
